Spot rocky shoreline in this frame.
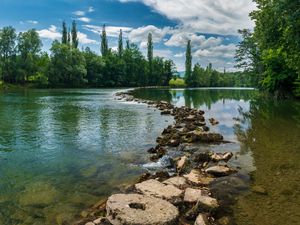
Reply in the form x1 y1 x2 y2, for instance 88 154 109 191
74 89 238 225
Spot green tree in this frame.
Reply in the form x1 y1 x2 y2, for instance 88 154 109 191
17 29 42 83
147 33 153 85
118 29 123 57
62 21 68 44
185 40 192 85
0 26 17 83
101 25 108 57
71 20 78 48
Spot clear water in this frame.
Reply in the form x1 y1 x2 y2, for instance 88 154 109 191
132 88 300 225
0 89 173 225
1 88 299 225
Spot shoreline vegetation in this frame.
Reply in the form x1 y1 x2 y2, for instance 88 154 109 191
73 89 239 225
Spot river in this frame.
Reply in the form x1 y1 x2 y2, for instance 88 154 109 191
0 88 299 225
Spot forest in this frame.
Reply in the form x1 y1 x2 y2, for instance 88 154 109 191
234 0 300 97
0 21 250 89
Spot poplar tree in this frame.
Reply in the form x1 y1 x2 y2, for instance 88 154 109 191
118 29 123 57
71 20 78 48
147 33 153 84
101 24 108 57
185 40 192 84
62 21 67 44
67 28 71 46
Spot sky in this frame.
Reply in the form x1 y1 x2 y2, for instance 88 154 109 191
0 0 257 72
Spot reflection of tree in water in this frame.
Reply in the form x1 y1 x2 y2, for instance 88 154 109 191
233 98 300 225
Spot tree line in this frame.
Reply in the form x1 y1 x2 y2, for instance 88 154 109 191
181 40 255 88
0 21 176 87
235 0 300 97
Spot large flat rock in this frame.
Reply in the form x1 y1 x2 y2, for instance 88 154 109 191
135 179 183 203
163 176 187 189
106 194 179 225
183 170 214 186
184 188 202 203
205 165 235 177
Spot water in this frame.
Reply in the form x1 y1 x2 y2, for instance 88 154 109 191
1 88 299 225
132 88 300 225
0 89 173 225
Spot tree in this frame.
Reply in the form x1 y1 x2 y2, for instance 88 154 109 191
62 21 68 44
101 25 108 57
118 29 123 57
17 29 42 82
0 26 17 83
67 28 71 46
71 20 78 48
147 33 153 85
185 40 192 85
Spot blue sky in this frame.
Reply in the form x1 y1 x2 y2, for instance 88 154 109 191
0 0 256 71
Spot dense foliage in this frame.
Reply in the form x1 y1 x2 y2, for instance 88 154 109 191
184 41 255 88
0 22 176 88
236 0 300 97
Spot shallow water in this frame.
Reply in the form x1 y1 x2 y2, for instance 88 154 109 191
1 88 299 225
132 88 300 225
0 89 173 225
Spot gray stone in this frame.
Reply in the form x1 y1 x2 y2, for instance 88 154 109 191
106 194 179 225
135 179 183 203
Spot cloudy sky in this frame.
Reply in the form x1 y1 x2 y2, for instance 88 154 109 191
0 0 256 72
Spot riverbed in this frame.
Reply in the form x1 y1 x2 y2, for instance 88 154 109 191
0 88 299 225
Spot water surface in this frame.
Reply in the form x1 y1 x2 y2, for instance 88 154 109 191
132 88 300 225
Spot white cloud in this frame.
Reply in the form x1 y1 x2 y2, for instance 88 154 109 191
77 17 91 23
119 0 256 35
78 32 98 44
73 11 85 16
37 25 61 40
83 25 133 37
194 44 236 59
88 7 95 12
154 49 173 58
128 25 172 43
26 20 38 24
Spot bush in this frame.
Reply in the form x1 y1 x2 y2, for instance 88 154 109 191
169 78 186 88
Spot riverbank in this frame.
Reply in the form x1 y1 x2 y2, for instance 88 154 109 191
74 89 239 225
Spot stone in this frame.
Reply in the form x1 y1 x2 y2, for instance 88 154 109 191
135 179 183 203
186 131 223 143
161 110 172 115
209 118 219 126
194 214 208 225
184 170 214 186
211 152 233 162
176 156 189 172
252 185 267 195
205 165 236 177
196 195 219 211
184 188 202 203
163 176 187 189
192 152 211 163
106 194 179 225
93 217 111 225
168 139 180 147
85 222 95 225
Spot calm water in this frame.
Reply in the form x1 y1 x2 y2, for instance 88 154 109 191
0 88 299 225
0 89 172 225
133 88 300 225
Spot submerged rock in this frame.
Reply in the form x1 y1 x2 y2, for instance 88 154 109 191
205 165 236 177
135 179 183 203
106 194 179 225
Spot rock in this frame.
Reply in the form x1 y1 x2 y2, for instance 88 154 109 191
184 170 214 186
252 185 267 195
205 165 236 177
196 195 219 211
211 152 233 162
161 110 172 115
168 139 180 147
106 194 179 225
176 156 189 172
209 118 219 126
135 179 183 203
86 222 95 225
192 152 211 163
194 214 208 225
186 131 223 143
184 188 202 203
163 176 187 189
93 217 111 225
217 216 231 225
